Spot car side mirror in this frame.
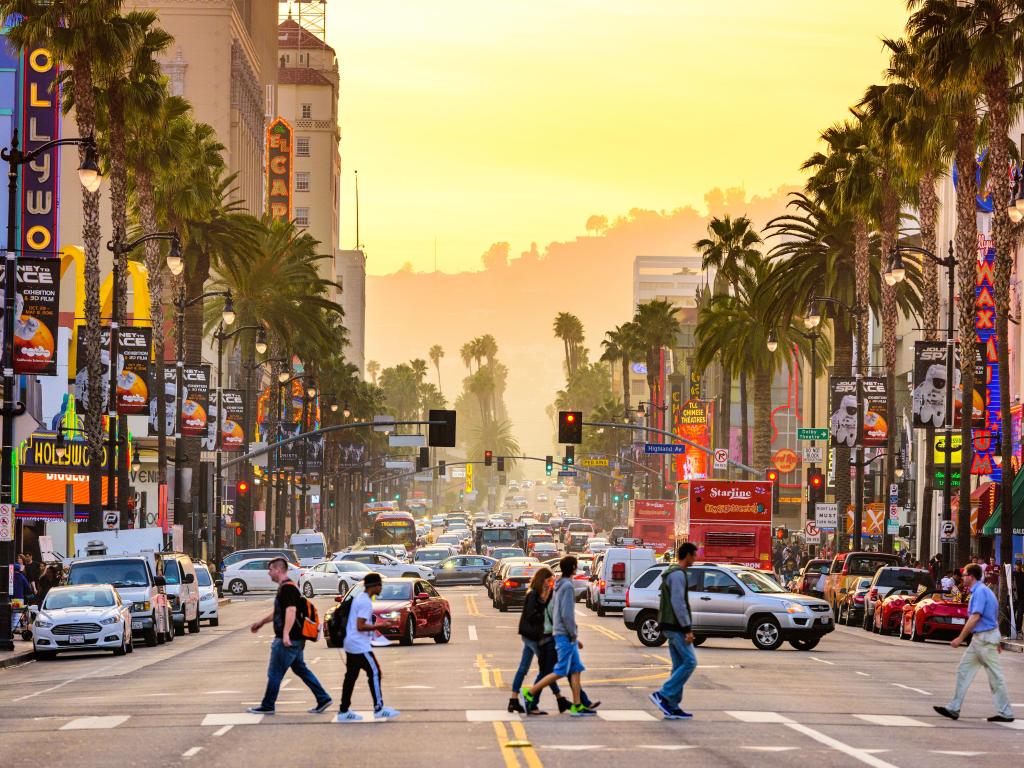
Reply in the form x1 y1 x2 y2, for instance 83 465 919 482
415 592 430 601
184 573 195 584
728 586 743 596
154 576 166 587
335 595 345 603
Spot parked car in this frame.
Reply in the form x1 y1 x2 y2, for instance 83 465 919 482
66 555 173 647
824 551 900 616
33 585 133 659
299 560 372 596
160 552 201 636
223 548 300 569
899 589 969 642
362 544 410 563
194 563 219 627
623 563 834 650
861 567 933 630
493 564 541 611
331 551 434 580
433 555 496 586
324 578 451 646
223 557 303 595
872 588 921 635
836 577 872 626
794 559 831 597
588 547 657 616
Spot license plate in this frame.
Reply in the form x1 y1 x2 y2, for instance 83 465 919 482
131 620 143 630
69 634 85 644
952 617 965 625
609 586 623 594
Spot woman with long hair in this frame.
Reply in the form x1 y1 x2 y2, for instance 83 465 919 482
509 567 570 715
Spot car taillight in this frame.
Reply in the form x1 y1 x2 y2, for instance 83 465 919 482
573 574 588 580
503 579 515 589
854 595 864 603
625 588 630 607
868 588 878 601
599 579 606 594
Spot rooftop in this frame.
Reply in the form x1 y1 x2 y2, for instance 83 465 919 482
278 18 334 53
278 67 333 87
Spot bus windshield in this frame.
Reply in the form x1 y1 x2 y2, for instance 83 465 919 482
372 513 417 548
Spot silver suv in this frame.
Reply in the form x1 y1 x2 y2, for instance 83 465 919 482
622 563 834 651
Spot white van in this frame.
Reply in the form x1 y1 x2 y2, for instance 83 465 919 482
289 529 327 566
589 546 656 616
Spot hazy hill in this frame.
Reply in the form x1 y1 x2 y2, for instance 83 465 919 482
365 185 799 455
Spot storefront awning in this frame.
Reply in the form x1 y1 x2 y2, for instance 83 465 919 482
982 471 1024 536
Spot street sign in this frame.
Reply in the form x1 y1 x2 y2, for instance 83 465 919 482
940 519 956 543
465 463 474 494
888 503 899 520
385 460 414 470
815 502 838 529
797 428 829 441
581 457 609 467
103 510 119 530
934 469 961 489
0 503 13 541
886 519 900 535
802 446 823 463
389 434 426 448
644 443 686 455
450 467 465 479
713 448 728 470
373 414 396 432
558 470 578 477
247 442 268 467
804 521 820 544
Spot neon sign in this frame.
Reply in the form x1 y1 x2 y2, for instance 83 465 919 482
973 233 1000 479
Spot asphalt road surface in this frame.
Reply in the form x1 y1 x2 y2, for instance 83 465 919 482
1 586 1021 768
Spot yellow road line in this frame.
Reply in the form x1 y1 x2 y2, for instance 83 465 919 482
584 622 625 641
492 667 505 690
492 722 521 768
586 671 666 684
509 721 544 768
465 595 481 617
643 652 671 666
476 653 492 687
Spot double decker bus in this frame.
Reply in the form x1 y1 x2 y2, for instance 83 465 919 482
685 480 773 570
371 510 417 551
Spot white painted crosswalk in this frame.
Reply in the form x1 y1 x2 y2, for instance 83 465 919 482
60 715 130 731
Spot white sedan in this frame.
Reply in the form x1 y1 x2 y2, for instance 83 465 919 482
332 551 434 580
223 557 304 595
195 563 219 626
299 560 373 596
33 585 133 659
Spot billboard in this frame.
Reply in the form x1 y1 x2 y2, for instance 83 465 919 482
266 117 293 222
861 377 888 448
973 234 1000 477
215 389 246 452
20 46 60 254
180 365 211 437
674 399 712 483
16 432 108 518
0 258 60 375
116 327 151 414
147 365 177 437
689 480 773 523
911 341 985 429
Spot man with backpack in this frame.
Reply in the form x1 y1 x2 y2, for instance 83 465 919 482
247 557 331 715
650 542 698 720
335 572 401 721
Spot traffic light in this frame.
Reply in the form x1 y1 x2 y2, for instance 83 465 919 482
765 468 780 512
428 409 457 447
497 456 505 472
545 455 553 475
236 479 249 496
612 493 621 503
417 446 429 471
234 523 244 537
558 411 583 444
393 492 401 501
775 526 788 540
806 467 824 506
438 460 446 476
564 446 575 465
484 450 493 467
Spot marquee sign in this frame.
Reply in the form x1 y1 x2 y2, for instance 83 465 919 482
266 117 293 222
973 233 1000 478
20 46 60 254
15 432 109 518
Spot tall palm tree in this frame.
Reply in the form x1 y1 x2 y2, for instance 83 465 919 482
428 345 444 392
553 312 584 378
633 300 680 421
1 0 132 528
459 341 475 372
600 321 641 417
410 359 429 386
366 360 380 385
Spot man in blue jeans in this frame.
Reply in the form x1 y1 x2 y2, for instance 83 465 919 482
651 542 697 720
247 558 331 715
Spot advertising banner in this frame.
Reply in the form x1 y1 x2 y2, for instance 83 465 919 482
219 389 246 452
116 327 151 414
633 499 675 519
71 326 110 411
266 117 293 222
688 480 773 523
829 377 859 448
339 442 367 467
674 399 713 483
20 46 60 255
861 377 888 448
148 365 178 437
911 341 985 429
180 365 211 437
0 258 60 375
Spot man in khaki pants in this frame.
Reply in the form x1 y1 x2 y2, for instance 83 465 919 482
934 563 1014 723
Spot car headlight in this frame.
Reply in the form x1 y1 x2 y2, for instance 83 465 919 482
380 611 401 619
100 616 120 625
35 618 52 628
132 601 151 612
201 593 215 602
782 601 808 614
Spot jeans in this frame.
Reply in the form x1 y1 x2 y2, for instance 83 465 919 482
947 629 1014 718
514 638 562 701
260 638 330 710
658 629 697 708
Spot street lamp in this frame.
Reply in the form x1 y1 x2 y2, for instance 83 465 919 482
255 328 268 356
131 442 141 474
330 402 339 413
1 132 101 651
342 403 351 419
766 328 778 353
278 372 318 528
882 249 906 286
803 302 822 330
165 235 184 276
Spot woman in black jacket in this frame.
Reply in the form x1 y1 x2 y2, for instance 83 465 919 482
509 567 570 714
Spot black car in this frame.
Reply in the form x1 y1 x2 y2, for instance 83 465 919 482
837 577 873 626
494 564 540 612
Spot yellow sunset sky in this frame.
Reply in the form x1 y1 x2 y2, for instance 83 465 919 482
327 1 907 276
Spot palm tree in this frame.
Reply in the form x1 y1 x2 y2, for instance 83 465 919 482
428 345 444 392
633 299 679 422
553 312 584 378
366 360 380 385
600 322 641 417
410 359 429 386
459 341 475 372
468 418 520 472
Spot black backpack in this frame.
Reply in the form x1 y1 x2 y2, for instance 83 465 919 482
327 598 353 647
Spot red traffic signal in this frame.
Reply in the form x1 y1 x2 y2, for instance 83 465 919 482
558 411 583 444
765 469 779 483
484 450 493 467
234 523 244 536
236 480 249 495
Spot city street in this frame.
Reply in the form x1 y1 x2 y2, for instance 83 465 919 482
1 587 1021 768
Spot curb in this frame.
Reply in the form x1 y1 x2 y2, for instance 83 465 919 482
218 597 231 606
1001 639 1023 653
0 648 34 670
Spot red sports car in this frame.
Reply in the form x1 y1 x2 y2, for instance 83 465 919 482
899 590 969 642
872 590 917 635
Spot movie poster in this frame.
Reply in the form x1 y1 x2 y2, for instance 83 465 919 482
829 377 859 448
220 389 246 452
180 365 211 437
0 258 60 375
148 366 178 437
116 327 151 414
861 377 888 448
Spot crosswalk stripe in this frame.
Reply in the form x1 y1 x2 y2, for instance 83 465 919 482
853 714 932 728
201 713 264 726
596 709 657 722
932 751 987 756
727 710 794 723
742 746 799 751
638 745 699 750
466 710 520 722
60 715 129 731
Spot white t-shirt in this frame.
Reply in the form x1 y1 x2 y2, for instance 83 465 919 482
343 592 376 654
940 576 954 591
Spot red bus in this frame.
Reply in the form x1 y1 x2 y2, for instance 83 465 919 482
686 480 773 570
629 499 676 554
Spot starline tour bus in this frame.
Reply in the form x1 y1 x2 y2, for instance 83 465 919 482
686 479 773 570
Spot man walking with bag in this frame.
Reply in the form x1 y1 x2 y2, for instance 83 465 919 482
934 563 1015 723
248 558 331 715
336 573 400 722
651 542 698 720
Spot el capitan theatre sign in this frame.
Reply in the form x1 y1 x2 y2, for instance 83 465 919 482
266 117 292 222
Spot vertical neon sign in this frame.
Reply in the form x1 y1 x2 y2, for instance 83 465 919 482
973 233 1000 479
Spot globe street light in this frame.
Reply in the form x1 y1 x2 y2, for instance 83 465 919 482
803 302 822 330
766 328 778 353
165 235 184 276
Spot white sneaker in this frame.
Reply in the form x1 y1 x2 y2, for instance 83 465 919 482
335 711 363 722
370 635 391 647
374 706 400 720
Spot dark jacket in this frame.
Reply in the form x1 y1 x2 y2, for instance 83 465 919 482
657 565 692 633
518 589 546 641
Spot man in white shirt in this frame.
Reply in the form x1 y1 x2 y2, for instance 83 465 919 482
336 573 400 722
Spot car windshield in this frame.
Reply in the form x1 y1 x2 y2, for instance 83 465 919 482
294 543 326 559
195 567 213 587
377 583 413 600
44 588 116 610
69 560 150 588
735 570 785 594
415 550 448 562
877 569 932 590
162 559 182 584
492 548 525 558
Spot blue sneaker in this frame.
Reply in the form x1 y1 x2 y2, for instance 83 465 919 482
649 691 673 717
665 706 693 720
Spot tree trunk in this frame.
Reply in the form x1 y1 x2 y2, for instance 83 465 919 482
621 357 631 417
752 368 771 470
954 108 978 564
881 179 898 554
853 219 870 371
183 247 212 541
108 98 130 527
918 171 939 564
833 314 854 531
739 370 749 467
720 356 733 471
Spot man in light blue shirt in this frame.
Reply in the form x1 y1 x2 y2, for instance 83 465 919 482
934 563 1014 723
